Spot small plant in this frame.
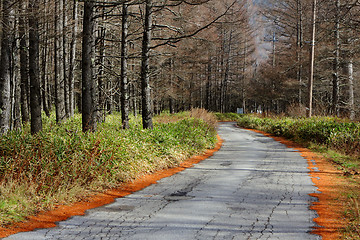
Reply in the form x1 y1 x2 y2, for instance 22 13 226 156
0 110 217 226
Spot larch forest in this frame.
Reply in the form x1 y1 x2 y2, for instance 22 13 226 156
0 0 360 135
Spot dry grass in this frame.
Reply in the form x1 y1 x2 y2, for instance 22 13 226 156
0 111 217 227
190 108 218 129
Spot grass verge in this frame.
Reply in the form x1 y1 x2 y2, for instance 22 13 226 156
0 109 217 227
234 114 360 239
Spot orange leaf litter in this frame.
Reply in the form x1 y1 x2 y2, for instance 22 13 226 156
0 128 346 239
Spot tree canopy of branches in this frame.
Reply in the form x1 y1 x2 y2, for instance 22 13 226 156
0 0 257 134
256 0 360 119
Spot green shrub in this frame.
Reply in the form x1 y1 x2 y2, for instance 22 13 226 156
237 115 360 156
0 111 217 225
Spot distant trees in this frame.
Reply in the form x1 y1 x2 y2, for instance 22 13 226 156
255 0 360 118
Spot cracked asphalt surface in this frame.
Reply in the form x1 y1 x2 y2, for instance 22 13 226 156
4 122 320 240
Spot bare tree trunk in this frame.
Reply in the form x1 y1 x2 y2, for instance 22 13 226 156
131 83 137 117
19 0 30 124
307 0 316 118
120 3 130 129
97 9 106 123
13 61 22 130
205 57 211 111
0 0 14 134
82 0 96 132
55 0 66 123
242 39 247 114
347 58 355 120
12 13 21 130
296 0 303 104
41 0 50 117
332 0 340 116
140 0 154 129
169 58 175 114
68 0 78 117
62 0 69 117
29 0 43 134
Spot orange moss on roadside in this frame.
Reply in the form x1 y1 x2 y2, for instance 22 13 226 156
244 128 346 240
0 136 223 238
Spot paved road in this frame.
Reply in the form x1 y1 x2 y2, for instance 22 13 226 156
5 122 320 240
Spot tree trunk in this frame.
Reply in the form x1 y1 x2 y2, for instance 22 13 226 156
347 58 355 120
307 0 316 118
332 0 340 116
55 0 66 123
131 83 137 117
12 13 21 130
62 0 69 117
29 0 43 134
68 0 78 117
169 58 175 114
41 0 50 117
0 0 14 134
19 0 30 124
120 3 130 129
82 0 96 132
221 30 232 113
242 39 247 114
296 0 303 104
140 0 154 129
97 9 106 123
205 57 211 111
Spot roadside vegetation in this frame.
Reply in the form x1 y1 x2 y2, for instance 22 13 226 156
233 114 360 239
0 109 217 227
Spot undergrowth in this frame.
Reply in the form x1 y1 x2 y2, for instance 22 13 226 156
237 115 360 158
214 112 243 122
0 110 217 226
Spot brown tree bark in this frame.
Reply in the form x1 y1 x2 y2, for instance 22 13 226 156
120 3 130 129
140 0 154 129
82 0 96 132
41 0 50 117
68 0 78 117
55 0 66 123
307 0 316 118
0 0 14 135
62 0 70 118
29 0 43 134
19 0 30 124
332 0 340 116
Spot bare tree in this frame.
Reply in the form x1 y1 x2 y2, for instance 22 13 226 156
0 0 15 134
19 0 30 124
82 0 96 132
68 0 78 117
28 0 43 134
140 0 154 129
55 0 66 123
120 2 130 129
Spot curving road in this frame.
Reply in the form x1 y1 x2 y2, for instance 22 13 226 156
5 122 320 240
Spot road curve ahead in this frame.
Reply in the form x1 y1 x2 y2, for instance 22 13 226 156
5 122 320 240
